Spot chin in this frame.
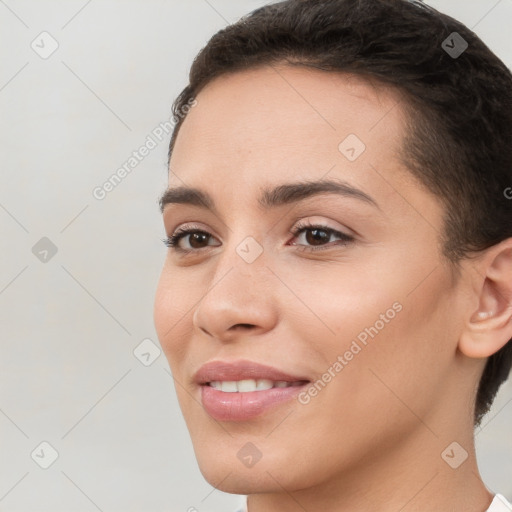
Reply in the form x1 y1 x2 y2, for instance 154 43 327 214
191 433 322 496
196 456 293 495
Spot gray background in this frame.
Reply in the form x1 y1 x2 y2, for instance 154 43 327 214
1 1 511 511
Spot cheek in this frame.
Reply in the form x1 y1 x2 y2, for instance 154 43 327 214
338 267 458 427
280 258 403 346
286 253 456 409
153 266 194 368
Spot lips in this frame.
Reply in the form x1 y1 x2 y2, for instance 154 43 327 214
194 359 310 385
194 360 311 422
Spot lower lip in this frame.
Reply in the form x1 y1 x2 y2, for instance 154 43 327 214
200 383 308 421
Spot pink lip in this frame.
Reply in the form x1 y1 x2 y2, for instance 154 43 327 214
194 359 310 422
194 359 309 384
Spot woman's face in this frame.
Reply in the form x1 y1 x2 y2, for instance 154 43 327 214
154 65 474 493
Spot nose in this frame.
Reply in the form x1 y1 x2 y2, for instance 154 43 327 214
192 242 278 342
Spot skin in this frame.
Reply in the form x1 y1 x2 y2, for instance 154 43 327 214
154 64 512 512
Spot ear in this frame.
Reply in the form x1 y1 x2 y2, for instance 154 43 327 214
459 239 512 359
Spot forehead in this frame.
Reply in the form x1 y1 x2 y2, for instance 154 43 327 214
169 64 408 184
166 64 438 224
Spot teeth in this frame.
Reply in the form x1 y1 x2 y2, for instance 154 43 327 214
255 379 273 390
221 381 238 392
208 379 300 392
238 379 268 392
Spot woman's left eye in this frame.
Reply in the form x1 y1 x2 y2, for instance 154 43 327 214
289 222 355 252
162 222 354 254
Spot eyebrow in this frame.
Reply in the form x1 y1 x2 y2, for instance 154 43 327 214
158 179 380 215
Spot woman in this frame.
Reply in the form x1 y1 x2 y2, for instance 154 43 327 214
154 0 512 510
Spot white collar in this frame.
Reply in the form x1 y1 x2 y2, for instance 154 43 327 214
487 494 512 512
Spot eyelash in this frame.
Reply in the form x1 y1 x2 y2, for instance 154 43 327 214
162 220 355 255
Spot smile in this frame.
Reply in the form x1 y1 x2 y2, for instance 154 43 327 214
194 359 311 421
207 379 307 392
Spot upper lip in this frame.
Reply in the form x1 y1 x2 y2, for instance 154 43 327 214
194 359 311 385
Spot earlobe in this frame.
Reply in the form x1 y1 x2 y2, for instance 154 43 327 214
459 241 512 359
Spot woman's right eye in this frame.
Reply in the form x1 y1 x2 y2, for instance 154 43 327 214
162 228 219 253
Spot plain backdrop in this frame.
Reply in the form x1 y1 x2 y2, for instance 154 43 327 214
1 1 511 511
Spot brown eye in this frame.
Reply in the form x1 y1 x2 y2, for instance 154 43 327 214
163 228 219 253
290 223 355 251
303 228 331 246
